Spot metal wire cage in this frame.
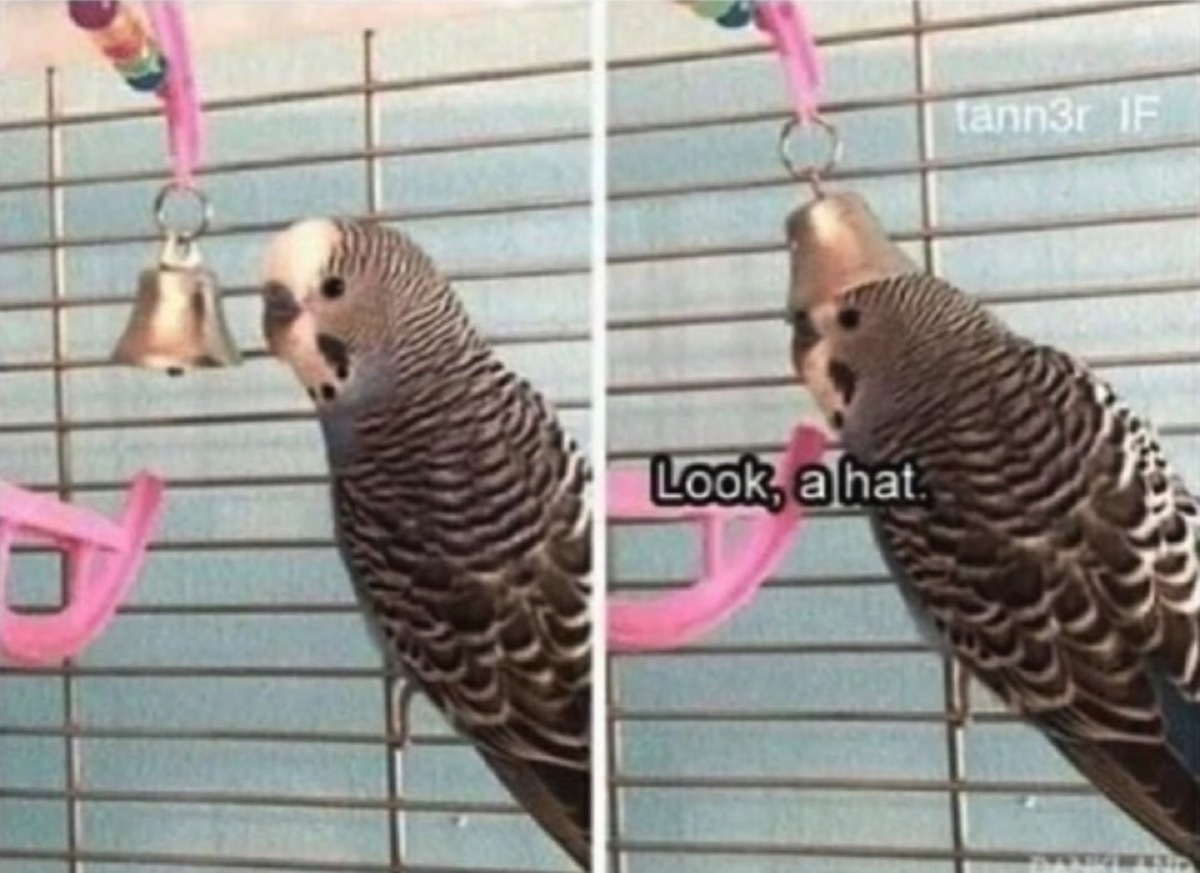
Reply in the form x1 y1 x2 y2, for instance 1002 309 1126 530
0 4 591 871
606 1 1200 871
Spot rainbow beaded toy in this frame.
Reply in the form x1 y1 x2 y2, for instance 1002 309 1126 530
67 1 168 93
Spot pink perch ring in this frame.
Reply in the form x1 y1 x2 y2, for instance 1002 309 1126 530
0 473 166 667
607 424 827 652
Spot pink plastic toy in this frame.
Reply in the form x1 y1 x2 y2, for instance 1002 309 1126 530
69 2 204 189
0 473 165 667
143 1 204 190
607 424 827 652
754 1 823 125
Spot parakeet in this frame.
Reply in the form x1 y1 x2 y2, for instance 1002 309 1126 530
791 263 1200 863
260 218 592 869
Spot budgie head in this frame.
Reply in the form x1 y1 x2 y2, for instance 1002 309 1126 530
260 218 456 407
789 273 1000 444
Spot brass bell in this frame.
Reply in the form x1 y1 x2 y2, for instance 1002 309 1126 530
785 190 919 314
111 234 243 375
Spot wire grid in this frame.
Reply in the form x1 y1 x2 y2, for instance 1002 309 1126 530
0 5 590 872
606 1 1200 871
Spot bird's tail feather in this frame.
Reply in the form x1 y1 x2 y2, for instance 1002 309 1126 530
482 751 591 871
1051 736 1200 866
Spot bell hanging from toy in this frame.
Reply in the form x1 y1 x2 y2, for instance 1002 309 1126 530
785 190 919 314
112 184 242 375
777 110 918 314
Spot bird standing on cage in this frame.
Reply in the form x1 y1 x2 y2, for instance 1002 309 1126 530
788 193 1200 865
259 218 592 870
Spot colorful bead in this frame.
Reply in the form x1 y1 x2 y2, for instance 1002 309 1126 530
68 1 171 97
677 1 757 29
116 47 162 79
67 1 119 31
103 38 146 64
716 2 755 28
680 1 736 20
87 5 141 51
127 64 168 93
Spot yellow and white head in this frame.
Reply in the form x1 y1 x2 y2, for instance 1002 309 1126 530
260 217 444 407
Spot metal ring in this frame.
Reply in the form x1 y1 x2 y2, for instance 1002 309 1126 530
778 114 843 196
153 183 212 243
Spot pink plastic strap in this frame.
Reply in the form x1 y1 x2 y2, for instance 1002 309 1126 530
143 1 202 188
607 424 827 652
0 473 166 667
755 1 824 124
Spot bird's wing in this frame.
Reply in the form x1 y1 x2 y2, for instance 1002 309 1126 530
330 379 592 868
876 340 1200 862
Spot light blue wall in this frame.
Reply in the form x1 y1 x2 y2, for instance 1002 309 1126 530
0 3 590 872
608 2 1199 872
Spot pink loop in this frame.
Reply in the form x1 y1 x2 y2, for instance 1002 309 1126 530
0 473 166 667
607 424 828 652
755 1 824 124
143 1 203 188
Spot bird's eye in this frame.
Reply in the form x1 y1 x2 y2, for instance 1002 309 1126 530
320 276 345 300
784 307 809 327
787 308 819 342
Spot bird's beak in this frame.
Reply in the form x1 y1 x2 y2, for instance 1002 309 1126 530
262 281 303 353
788 309 820 386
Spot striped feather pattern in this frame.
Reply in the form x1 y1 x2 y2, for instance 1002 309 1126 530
314 220 592 868
828 275 1200 863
